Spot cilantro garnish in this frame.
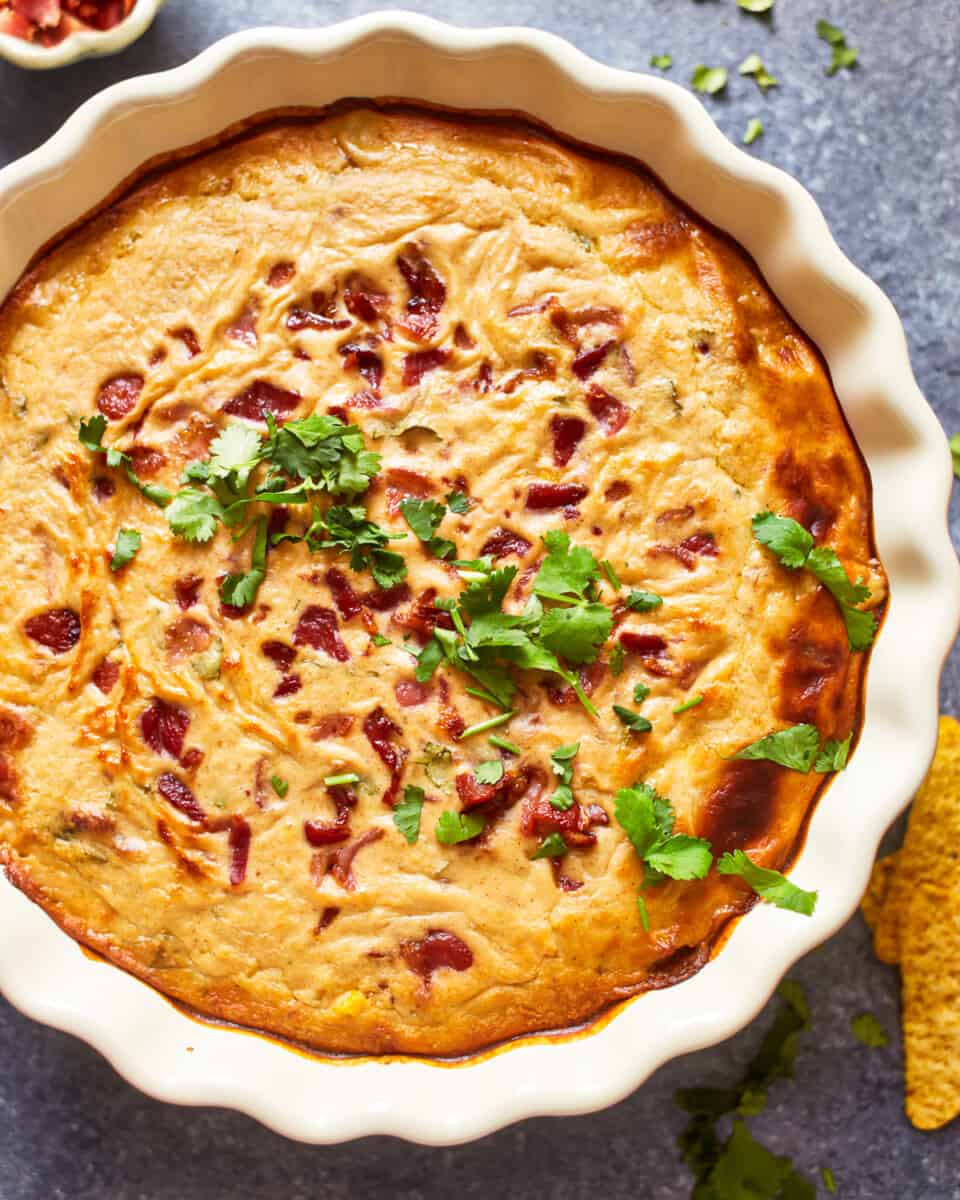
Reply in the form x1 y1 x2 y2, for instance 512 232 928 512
673 693 704 715
459 711 515 739
533 530 601 601
691 65 728 95
633 682 651 703
400 497 456 560
613 704 653 735
822 1167 838 1194
435 810 485 845
488 734 520 755
735 723 821 772
474 759 505 786
717 850 818 915
323 772 360 787
817 18 858 74
78 415 172 508
743 117 764 146
739 53 777 90
752 512 877 650
814 733 851 772
539 601 613 665
393 785 424 844
608 642 626 676
166 488 224 543
445 490 471 514
738 0 774 11
601 559 620 590
532 832 568 860
300 504 407 588
270 775 289 798
549 742 579 810
650 53 673 70
220 516 268 608
624 590 662 612
372 633 392 647
109 528 141 572
850 1011 888 1048
614 782 713 928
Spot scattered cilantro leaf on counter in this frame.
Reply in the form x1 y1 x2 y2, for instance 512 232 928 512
743 117 764 146
739 53 778 90
445 490 471 514
394 785 425 844
435 810 485 845
735 723 821 772
950 433 960 479
822 1167 838 1194
475 759 505 786
717 850 818 915
691 65 728 95
738 0 774 11
220 516 268 607
752 512 876 650
615 783 713 897
624 589 663 612
532 832 569 860
650 53 673 70
851 1012 889 1048
817 19 859 74
109 528 141 572
814 733 852 772
614 704 653 734
270 775 289 798
674 693 704 715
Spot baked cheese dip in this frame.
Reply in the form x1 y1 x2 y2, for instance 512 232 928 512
0 105 886 1055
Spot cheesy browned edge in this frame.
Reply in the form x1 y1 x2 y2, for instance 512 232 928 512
0 103 886 1057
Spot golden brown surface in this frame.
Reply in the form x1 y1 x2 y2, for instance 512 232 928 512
0 105 885 1055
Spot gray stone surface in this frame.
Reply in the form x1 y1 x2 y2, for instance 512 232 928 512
0 0 958 1195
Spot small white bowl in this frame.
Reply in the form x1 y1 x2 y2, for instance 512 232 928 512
0 13 957 1146
0 0 165 69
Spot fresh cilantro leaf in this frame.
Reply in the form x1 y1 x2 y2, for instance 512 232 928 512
744 117 764 146
950 433 960 479
691 65 728 95
850 1012 888 1048
166 488 225 543
109 528 141 572
633 682 651 703
735 724 821 772
208 423 264 480
270 775 289 798
837 603 878 653
817 19 859 74
78 413 107 452
445 490 471 514
717 850 818 915
816 18 845 44
370 549 408 589
394 785 424 844
738 0 774 11
822 1167 838 1194
815 733 851 772
650 53 673 70
461 566 517 616
646 834 714 881
601 559 620 590
533 530 601 601
400 497 446 542
138 481 173 507
475 759 505 786
219 516 268 607
372 633 392 647
608 642 626 676
435 810 485 845
624 590 662 612
751 512 814 568
415 637 444 683
549 742 579 809
551 742 579 765
549 784 574 811
637 894 651 931
312 505 408 588
673 694 704 715
323 774 361 788
532 832 568 860
538 602 613 665
739 52 777 90
706 1120 816 1200
805 546 871 608
614 704 653 734
614 783 711 883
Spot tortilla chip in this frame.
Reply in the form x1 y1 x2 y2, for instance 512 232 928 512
861 851 898 934
898 714 960 1130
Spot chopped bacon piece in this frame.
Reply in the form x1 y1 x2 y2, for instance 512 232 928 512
402 347 450 387
453 323 474 349
286 289 351 332
261 640 296 671
181 747 204 773
227 304 258 347
274 674 302 697
316 905 340 932
267 262 295 287
62 0 133 31
520 790 604 848
480 527 532 560
557 873 584 892
164 617 211 661
322 827 384 891
174 575 202 610
294 605 350 661
343 276 389 323
395 679 431 707
157 772 206 825
572 339 617 380
475 361 493 392
619 631 668 658
339 340 383 391
141 698 189 761
0 756 20 807
392 587 454 643
651 532 718 569
362 582 411 612
549 301 622 344
222 380 300 423
14 0 60 28
170 326 201 358
657 505 696 524
397 245 446 341
362 706 408 807
310 713 354 740
91 658 120 694
326 568 362 620
400 930 473 980
344 389 384 411
502 351 556 394
526 482 588 510
455 771 505 812
0 707 34 751
546 659 607 706
436 676 465 740
228 815 251 885
24 608 81 653
92 476 115 502
96 373 143 420
587 384 629 434
384 467 435 516
127 445 166 478
550 414 587 467
604 480 631 502
304 818 350 847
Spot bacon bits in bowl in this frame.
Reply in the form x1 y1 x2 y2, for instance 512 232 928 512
0 0 164 68
0 15 955 1144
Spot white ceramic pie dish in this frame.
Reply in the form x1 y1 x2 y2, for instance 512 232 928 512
0 14 956 1145
0 0 165 68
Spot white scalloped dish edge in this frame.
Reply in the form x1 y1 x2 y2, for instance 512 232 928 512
0 0 165 69
0 15 957 1145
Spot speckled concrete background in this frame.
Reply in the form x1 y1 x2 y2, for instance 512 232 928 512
0 1 957 1196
